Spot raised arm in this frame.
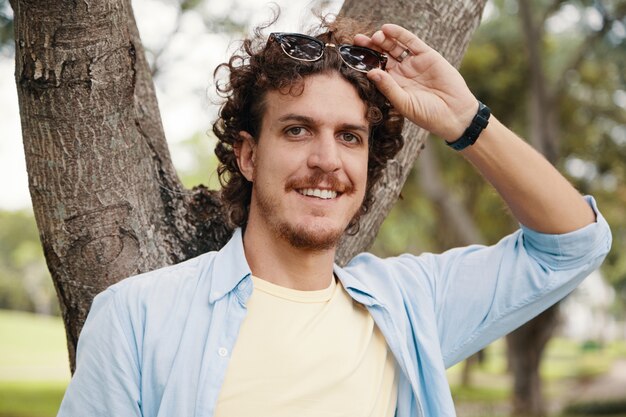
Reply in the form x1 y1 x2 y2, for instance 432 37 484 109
355 24 595 234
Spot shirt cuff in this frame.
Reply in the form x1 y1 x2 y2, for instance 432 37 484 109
519 195 612 269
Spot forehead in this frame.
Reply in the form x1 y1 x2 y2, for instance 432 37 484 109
260 73 369 129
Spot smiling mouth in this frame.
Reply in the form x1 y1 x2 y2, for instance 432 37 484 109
297 188 339 200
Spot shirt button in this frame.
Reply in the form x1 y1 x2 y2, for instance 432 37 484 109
218 347 228 357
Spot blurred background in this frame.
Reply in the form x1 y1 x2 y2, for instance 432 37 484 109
0 0 624 416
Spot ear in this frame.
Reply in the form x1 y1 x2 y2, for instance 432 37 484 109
234 131 256 182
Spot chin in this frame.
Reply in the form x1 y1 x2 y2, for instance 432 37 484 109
278 221 346 251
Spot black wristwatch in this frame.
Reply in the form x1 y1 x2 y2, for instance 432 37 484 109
446 101 491 151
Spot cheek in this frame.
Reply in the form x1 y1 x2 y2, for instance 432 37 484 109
255 155 293 186
354 155 370 185
344 156 369 198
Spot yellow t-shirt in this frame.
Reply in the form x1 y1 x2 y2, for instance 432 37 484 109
214 276 398 417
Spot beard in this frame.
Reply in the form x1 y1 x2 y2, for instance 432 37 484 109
277 221 344 251
254 172 361 252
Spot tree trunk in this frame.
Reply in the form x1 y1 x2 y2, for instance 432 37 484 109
11 0 231 370
11 0 487 370
507 305 560 416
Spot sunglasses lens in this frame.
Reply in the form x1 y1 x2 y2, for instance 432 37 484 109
279 35 324 61
271 33 384 72
339 46 383 72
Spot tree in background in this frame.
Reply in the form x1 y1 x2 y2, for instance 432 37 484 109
8 0 487 371
375 0 625 415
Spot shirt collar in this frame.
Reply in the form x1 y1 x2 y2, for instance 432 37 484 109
208 228 252 303
333 263 380 307
207 229 379 306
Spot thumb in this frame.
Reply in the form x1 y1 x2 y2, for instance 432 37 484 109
367 69 407 109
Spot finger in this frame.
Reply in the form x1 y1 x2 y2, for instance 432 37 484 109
353 34 382 52
367 69 408 109
370 30 403 55
355 33 404 67
381 23 431 56
369 30 414 64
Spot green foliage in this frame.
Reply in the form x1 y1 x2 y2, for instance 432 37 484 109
179 0 204 12
0 0 13 53
174 132 221 190
0 211 58 315
461 11 528 131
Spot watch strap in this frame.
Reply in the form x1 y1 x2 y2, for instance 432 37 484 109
446 101 491 151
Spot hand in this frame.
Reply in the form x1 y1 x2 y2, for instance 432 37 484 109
354 24 478 142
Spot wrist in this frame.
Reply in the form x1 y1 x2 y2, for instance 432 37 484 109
446 101 491 151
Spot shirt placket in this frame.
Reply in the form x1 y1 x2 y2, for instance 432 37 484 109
194 281 251 417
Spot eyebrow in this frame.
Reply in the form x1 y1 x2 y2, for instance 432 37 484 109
277 113 369 135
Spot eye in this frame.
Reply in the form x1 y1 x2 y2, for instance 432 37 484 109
285 126 310 138
339 132 362 145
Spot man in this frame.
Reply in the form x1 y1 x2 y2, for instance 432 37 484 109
57 18 611 417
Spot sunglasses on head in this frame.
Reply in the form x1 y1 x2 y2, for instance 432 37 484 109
268 32 388 73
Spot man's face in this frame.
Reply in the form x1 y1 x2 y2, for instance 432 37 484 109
237 73 370 251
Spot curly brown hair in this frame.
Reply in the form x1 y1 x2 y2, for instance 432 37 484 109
213 16 405 234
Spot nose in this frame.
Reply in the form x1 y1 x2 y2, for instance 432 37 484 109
307 134 341 172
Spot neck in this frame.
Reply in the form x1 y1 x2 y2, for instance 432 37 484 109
242 223 337 291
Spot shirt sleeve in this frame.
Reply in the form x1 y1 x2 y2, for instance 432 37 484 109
57 287 142 417
424 196 612 367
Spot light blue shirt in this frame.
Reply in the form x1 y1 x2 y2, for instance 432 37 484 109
58 197 611 417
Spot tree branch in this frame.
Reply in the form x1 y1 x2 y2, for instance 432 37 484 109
417 142 485 246
519 0 560 161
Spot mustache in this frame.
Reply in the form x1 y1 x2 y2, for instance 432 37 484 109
285 171 354 194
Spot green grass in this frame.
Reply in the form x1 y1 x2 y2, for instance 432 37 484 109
0 381 66 417
451 384 511 402
542 338 621 382
0 310 71 381
0 310 69 417
563 398 626 416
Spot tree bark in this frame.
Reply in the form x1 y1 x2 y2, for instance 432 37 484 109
11 0 487 370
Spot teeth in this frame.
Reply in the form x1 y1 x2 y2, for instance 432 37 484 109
299 188 338 199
